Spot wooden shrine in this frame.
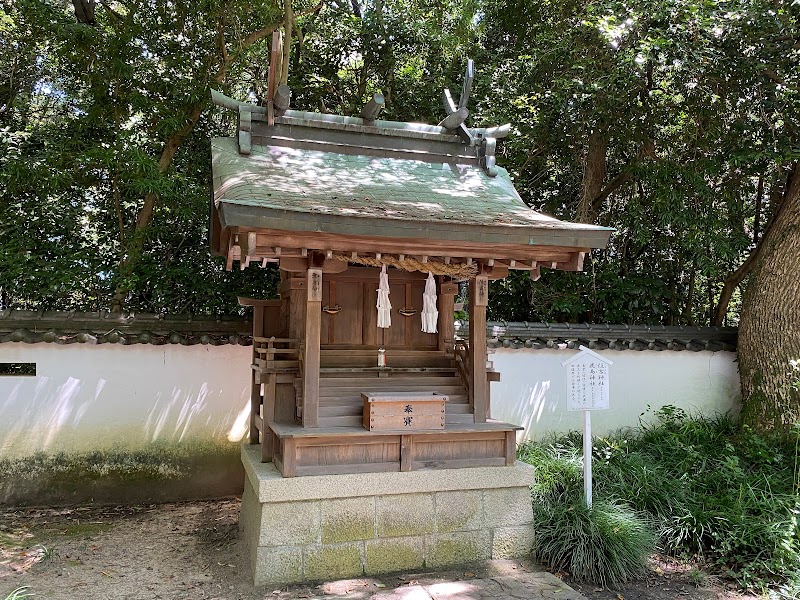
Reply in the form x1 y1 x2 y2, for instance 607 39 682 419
210 62 612 479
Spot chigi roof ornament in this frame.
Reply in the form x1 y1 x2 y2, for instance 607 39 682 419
211 55 510 177
439 59 509 177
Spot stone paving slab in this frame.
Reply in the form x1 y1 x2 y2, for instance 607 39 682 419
274 560 587 600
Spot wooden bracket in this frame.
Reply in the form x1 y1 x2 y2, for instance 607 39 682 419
556 252 587 272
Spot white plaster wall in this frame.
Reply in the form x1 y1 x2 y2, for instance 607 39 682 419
0 344 252 457
0 344 742 458
489 348 742 441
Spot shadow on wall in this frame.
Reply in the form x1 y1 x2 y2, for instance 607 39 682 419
490 349 742 441
0 376 250 457
0 344 254 506
504 380 555 437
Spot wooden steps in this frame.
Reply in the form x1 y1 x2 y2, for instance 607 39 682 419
316 368 471 428
320 385 466 397
320 402 471 417
320 349 454 369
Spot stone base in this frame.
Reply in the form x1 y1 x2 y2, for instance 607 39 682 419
239 444 536 585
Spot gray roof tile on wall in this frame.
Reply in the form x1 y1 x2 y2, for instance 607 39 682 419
0 311 737 350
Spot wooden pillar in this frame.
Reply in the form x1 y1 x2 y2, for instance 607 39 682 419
302 267 322 428
438 280 458 352
250 306 264 444
261 373 276 462
280 273 306 423
469 275 489 423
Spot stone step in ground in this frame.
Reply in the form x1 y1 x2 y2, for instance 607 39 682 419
270 560 587 600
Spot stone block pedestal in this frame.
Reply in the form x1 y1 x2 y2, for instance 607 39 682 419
239 444 536 585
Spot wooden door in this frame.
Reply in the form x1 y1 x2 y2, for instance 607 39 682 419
320 267 438 349
321 279 364 345
379 281 438 349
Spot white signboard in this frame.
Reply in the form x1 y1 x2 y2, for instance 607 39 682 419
561 345 613 508
562 346 612 411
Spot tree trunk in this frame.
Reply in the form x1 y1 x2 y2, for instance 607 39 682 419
738 162 800 433
713 173 785 325
109 16 285 312
576 126 607 224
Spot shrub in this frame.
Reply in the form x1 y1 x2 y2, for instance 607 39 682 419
521 441 656 587
519 408 800 593
533 499 655 587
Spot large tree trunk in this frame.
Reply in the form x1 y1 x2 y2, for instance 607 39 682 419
576 126 607 224
738 162 800 433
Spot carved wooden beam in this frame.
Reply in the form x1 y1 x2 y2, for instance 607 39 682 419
439 107 469 130
470 124 511 139
210 89 268 113
279 256 347 273
478 135 497 177
237 105 252 155
266 31 281 125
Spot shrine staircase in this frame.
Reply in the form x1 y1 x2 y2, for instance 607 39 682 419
316 349 471 428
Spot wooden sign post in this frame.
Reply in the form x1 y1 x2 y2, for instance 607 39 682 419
562 346 613 508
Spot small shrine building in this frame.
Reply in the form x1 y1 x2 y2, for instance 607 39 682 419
210 63 612 583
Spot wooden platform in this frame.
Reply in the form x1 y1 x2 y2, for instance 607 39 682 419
265 421 520 477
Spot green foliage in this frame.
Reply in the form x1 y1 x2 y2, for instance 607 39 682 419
518 442 655 587
533 499 655 588
479 0 799 325
1 0 798 324
520 409 800 592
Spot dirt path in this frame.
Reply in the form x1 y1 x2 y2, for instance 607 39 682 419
0 499 760 600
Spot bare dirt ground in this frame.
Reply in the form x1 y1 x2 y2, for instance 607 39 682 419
0 498 761 600
565 554 761 600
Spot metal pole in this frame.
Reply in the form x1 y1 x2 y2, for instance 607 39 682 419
583 409 592 508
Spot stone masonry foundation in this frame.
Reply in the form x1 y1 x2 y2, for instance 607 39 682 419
239 444 536 585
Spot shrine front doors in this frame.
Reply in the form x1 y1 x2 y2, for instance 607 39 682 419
320 268 437 349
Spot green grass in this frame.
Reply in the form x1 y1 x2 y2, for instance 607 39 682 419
519 407 800 593
520 439 655 587
3 588 33 600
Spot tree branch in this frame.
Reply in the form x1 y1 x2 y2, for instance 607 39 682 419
97 0 123 21
280 0 293 86
588 169 633 217
712 164 796 325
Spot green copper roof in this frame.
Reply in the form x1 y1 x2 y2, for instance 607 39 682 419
212 137 611 246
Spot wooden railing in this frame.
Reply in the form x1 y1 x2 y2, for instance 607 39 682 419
451 339 471 399
250 337 301 459
253 337 300 372
296 341 305 420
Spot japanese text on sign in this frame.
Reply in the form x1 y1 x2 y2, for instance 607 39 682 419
565 357 610 411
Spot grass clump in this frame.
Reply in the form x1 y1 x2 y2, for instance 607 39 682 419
519 407 800 593
520 442 655 587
